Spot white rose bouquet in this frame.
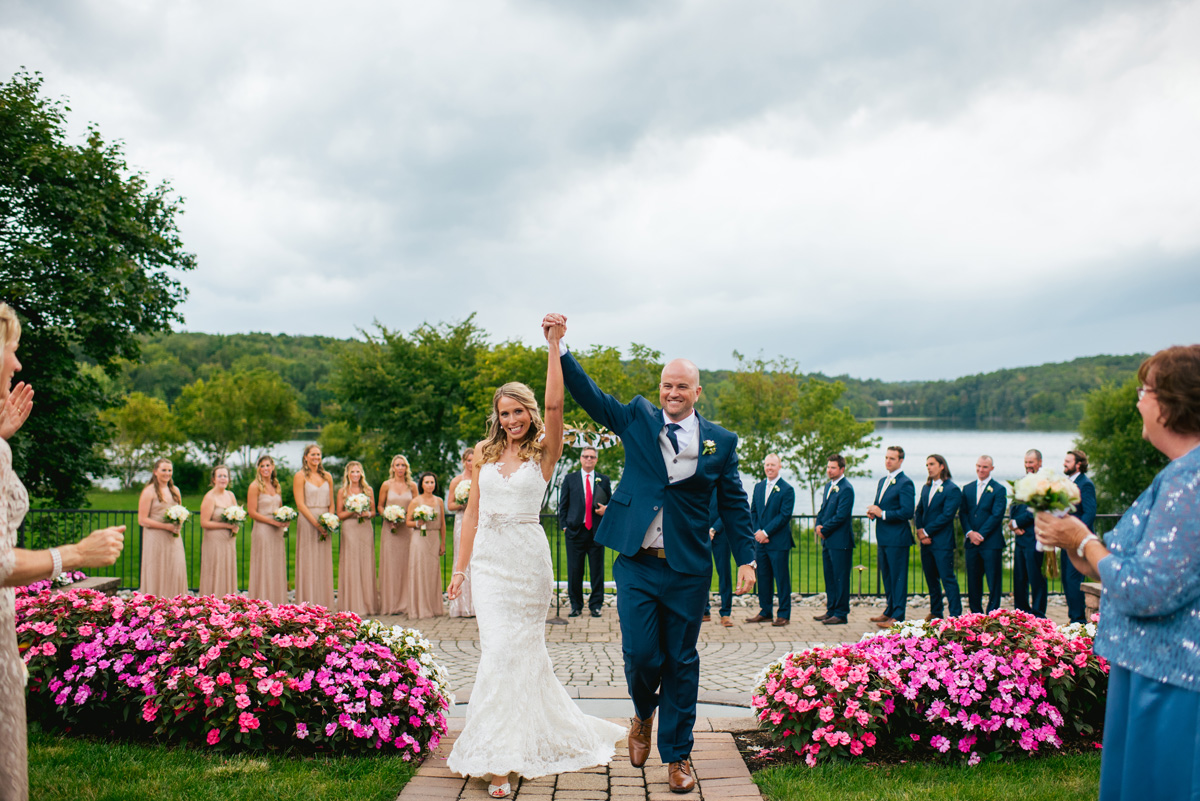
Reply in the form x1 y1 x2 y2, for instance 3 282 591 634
273 506 298 524
345 493 372 521
1010 467 1082 553
382 505 406 529
453 479 471 507
317 512 341 541
411 504 437 535
221 504 247 537
164 505 189 535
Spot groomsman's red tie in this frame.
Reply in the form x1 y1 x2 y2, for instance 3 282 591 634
584 474 593 530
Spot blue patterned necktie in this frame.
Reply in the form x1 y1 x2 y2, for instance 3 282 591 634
665 423 682 454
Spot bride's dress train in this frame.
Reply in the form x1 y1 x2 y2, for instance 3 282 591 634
447 460 623 779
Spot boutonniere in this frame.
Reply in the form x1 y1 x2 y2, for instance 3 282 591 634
831 486 840 493
985 486 994 493
771 484 780 494
934 485 943 494
702 440 716 455
887 478 896 486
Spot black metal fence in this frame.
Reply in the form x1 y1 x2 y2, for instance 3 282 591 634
19 509 1121 600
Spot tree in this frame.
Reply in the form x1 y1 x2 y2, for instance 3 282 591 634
99 392 183 488
174 369 305 467
1 71 195 505
787 377 879 511
1076 377 1168 513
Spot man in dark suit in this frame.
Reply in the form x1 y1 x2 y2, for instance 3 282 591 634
704 493 734 626
1062 449 1097 624
550 313 755 794
557 446 612 618
814 453 855 626
959 454 1007 613
1011 449 1048 617
915 454 963 619
866 446 916 627
745 453 796 627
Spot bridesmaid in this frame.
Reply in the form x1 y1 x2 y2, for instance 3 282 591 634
199 465 240 597
138 457 188 597
336 460 379 617
447 448 475 618
247 454 289 605
403 471 446 619
378 454 417 616
293 444 335 610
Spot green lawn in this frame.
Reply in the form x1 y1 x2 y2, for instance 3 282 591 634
28 723 417 801
754 753 1102 801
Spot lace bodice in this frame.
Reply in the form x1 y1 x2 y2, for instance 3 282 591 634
477 460 546 524
1 438 30 595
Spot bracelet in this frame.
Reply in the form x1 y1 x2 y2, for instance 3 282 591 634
452 571 466 579
1076 533 1099 558
49 547 62 579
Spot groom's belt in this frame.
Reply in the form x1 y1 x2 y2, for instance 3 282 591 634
637 547 667 559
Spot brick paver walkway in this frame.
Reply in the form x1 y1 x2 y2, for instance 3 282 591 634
387 595 1071 801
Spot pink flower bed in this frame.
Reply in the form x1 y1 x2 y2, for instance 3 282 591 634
751 609 1108 766
17 590 448 757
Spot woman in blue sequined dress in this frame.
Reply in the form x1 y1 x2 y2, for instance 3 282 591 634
1036 344 1200 801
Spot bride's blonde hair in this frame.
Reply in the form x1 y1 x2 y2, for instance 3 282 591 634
479 382 544 465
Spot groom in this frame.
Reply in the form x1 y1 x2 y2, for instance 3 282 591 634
545 313 756 794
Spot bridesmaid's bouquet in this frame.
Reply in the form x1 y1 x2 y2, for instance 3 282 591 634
318 512 341 541
345 493 372 522
382 505 406 528
164 505 190 535
222 504 247 537
411 504 437 535
453 479 471 507
273 506 298 524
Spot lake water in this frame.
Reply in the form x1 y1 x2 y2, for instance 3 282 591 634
111 426 1080 515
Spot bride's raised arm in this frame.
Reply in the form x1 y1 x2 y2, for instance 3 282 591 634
541 322 565 480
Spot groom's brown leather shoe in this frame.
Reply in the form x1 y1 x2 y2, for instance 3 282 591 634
627 713 654 768
668 759 696 793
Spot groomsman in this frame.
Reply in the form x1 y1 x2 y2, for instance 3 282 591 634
814 454 855 626
1061 449 1096 624
744 454 796 626
1010 449 1048 617
704 493 734 626
557 446 611 617
915 454 963 619
959 455 1007 613
866 446 916 627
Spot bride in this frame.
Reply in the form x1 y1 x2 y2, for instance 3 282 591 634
447 317 622 797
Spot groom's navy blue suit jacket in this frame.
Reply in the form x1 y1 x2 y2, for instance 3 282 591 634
561 352 755 577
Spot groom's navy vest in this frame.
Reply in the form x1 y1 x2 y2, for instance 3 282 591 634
561 352 754 576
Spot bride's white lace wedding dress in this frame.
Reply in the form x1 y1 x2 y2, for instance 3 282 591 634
447 459 623 779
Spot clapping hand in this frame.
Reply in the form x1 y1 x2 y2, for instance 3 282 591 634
0 381 34 439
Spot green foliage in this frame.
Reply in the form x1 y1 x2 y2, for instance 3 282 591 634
99 392 183 488
1076 378 1168 513
1 70 195 505
789 377 879 510
174 368 306 467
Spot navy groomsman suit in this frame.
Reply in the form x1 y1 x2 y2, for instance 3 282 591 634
816 476 855 621
1010 500 1047 617
959 477 1007 613
560 350 754 766
916 478 963 618
704 493 734 621
874 471 916 622
1061 469 1097 624
751 476 796 621
558 463 613 615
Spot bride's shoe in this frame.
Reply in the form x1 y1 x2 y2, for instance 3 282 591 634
487 775 513 798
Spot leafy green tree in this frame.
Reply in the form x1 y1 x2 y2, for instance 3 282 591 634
174 369 305 467
99 392 183 488
1076 377 1168 513
1 71 195 505
788 377 879 511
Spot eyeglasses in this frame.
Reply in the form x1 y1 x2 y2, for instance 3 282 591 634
1137 386 1157 401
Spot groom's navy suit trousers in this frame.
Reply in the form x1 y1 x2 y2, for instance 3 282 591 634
561 352 754 763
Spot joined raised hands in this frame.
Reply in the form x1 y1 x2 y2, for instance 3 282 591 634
541 313 567 343
0 381 34 439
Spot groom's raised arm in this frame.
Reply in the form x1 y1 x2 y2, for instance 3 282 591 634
560 350 637 435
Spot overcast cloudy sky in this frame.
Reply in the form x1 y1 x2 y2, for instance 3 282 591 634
3 0 1198 380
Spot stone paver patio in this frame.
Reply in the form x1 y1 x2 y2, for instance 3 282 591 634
387 595 1072 801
